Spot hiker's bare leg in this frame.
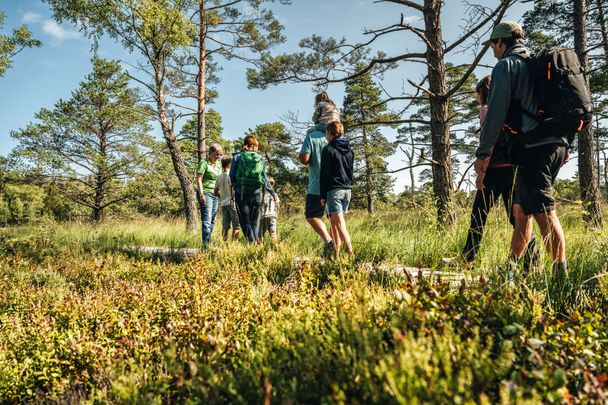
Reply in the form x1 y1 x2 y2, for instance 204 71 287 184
510 203 533 258
533 209 566 263
307 217 331 242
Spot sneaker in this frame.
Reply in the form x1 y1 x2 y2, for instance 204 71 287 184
322 240 334 258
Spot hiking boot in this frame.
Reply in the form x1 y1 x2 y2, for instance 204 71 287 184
322 240 334 259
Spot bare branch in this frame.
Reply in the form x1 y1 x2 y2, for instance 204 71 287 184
373 0 424 12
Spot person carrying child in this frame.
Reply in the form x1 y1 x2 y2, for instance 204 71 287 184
214 157 240 242
307 91 340 135
259 177 278 240
320 121 354 258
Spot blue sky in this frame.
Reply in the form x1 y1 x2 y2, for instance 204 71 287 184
2 0 572 192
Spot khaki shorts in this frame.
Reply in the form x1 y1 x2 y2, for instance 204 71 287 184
222 204 240 230
259 216 277 238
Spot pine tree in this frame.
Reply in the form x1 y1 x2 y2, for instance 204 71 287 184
11 57 152 222
0 11 41 77
342 70 396 214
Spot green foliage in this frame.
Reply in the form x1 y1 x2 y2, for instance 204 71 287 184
0 184 45 226
0 12 42 77
0 208 607 402
178 108 232 160
11 57 153 221
397 63 480 188
342 68 397 212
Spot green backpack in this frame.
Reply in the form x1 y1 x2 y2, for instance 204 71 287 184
236 151 266 193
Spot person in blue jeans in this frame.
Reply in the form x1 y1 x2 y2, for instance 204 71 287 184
196 144 223 247
320 121 354 258
229 135 279 242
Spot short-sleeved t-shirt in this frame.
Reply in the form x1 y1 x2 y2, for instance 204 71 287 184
300 130 328 195
215 172 233 206
196 158 222 193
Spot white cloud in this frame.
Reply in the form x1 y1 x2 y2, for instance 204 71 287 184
403 15 419 24
22 12 43 24
42 20 81 42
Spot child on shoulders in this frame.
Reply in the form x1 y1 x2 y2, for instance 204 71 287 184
307 91 340 135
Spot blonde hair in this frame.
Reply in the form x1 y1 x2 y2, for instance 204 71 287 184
326 121 344 138
208 143 223 157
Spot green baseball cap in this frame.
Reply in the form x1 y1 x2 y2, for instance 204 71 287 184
483 21 523 46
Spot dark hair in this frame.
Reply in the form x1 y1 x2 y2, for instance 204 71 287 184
242 135 259 151
491 28 524 49
315 91 335 106
326 121 344 138
221 157 232 169
476 75 491 106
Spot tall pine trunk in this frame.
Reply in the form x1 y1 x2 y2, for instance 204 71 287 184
93 132 107 222
155 63 199 232
598 0 608 61
574 0 602 226
424 0 454 226
197 0 207 161
362 126 374 214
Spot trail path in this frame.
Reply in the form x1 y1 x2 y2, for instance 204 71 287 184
123 246 467 285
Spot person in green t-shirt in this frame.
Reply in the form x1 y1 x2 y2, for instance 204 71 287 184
196 144 223 247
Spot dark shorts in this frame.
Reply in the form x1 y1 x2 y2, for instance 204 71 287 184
513 143 566 215
305 194 325 219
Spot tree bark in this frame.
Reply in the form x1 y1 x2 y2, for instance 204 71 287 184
155 62 199 232
574 0 602 226
362 126 374 214
597 0 608 61
93 128 107 222
424 0 454 226
197 0 207 161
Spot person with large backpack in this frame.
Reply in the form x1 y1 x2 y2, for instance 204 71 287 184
229 135 279 242
462 76 539 266
474 21 583 281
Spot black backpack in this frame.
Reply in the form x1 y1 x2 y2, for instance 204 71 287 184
524 48 593 140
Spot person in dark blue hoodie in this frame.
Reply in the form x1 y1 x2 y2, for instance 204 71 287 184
320 121 354 258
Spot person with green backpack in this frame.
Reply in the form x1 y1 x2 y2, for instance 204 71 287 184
229 135 279 242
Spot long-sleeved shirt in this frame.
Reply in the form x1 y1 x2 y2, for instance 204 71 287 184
319 137 354 199
476 44 567 160
312 101 340 124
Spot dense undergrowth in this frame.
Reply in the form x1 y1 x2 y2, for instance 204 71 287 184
0 208 607 403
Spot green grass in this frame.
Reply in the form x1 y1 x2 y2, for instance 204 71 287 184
0 207 607 403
